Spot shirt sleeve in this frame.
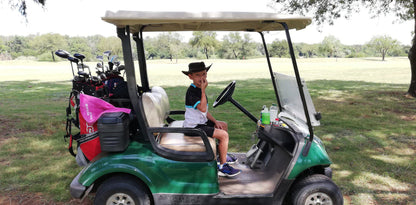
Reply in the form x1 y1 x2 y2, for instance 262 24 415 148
185 87 201 110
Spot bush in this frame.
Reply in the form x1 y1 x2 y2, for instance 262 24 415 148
37 52 55 62
347 52 366 58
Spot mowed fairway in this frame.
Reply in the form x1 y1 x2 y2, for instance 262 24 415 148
0 57 411 85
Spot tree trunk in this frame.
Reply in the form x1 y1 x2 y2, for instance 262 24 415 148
204 47 209 59
51 51 55 61
407 39 416 97
407 0 416 98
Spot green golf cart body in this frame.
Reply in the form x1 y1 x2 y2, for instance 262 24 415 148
69 11 343 205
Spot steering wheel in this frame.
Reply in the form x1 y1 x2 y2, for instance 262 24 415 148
213 81 236 108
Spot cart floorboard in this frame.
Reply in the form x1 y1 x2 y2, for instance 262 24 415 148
218 153 282 196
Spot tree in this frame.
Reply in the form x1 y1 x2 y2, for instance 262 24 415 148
6 36 29 58
219 32 256 59
7 0 46 19
156 33 183 61
296 43 319 58
97 36 123 58
67 36 93 61
189 31 219 59
269 40 289 57
274 0 416 97
367 35 400 61
31 33 66 60
319 35 342 58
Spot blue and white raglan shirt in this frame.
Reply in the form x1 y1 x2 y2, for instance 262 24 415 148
183 83 208 128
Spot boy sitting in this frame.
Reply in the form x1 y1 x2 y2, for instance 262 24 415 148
182 62 241 177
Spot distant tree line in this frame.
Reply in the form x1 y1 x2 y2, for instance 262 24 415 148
0 32 409 62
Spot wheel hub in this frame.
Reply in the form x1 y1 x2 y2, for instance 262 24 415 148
106 193 135 205
305 192 333 205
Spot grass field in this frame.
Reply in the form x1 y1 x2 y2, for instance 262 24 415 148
0 57 411 85
0 57 415 204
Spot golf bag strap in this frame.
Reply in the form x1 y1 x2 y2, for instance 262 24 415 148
64 91 81 157
76 132 99 144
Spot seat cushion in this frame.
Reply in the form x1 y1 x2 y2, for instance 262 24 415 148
159 121 217 154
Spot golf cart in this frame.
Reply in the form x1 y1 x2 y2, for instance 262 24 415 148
69 11 343 205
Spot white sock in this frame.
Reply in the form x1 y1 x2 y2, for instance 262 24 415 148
219 163 225 169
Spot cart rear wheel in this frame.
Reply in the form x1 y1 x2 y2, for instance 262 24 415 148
94 175 150 205
290 174 343 205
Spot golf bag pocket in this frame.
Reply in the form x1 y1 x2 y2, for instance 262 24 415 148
76 112 102 162
78 131 101 161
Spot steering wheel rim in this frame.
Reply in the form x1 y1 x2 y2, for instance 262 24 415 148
213 81 236 108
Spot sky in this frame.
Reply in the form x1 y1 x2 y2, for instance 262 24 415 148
0 0 413 45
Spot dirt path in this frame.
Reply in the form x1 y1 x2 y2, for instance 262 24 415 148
0 191 93 205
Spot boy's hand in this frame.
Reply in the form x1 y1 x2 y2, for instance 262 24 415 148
214 121 226 130
200 78 208 90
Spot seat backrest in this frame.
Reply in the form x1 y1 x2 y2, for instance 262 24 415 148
142 86 170 127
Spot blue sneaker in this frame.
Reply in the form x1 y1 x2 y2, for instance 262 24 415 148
217 154 238 165
218 163 241 177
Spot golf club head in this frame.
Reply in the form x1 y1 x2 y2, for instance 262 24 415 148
91 76 100 83
96 62 103 68
55 49 70 59
96 55 103 61
78 70 88 76
103 50 112 59
67 56 79 64
74 53 86 61
99 73 107 80
117 65 125 71
109 55 118 62
108 61 114 70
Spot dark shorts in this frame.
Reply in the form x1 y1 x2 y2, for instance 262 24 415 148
186 120 215 137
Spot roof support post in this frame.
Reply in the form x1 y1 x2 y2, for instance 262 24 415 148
133 27 150 92
259 32 282 112
279 22 314 156
117 26 149 141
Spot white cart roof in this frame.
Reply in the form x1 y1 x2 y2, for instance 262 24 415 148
102 11 312 33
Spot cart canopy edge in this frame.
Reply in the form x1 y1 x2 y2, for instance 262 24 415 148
102 11 312 33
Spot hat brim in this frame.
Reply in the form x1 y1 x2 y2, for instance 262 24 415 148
182 63 212 75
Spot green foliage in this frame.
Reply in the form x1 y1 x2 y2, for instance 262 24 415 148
295 43 318 58
67 36 92 60
189 31 219 59
37 52 54 61
0 33 409 61
319 35 343 57
269 39 289 57
274 0 414 25
218 32 256 59
366 35 401 61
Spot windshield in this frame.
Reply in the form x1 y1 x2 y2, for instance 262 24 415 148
274 72 320 126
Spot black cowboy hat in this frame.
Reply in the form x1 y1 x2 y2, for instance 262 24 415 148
182 62 212 75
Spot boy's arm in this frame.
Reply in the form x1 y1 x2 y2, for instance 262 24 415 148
207 112 216 124
207 112 226 130
196 79 208 112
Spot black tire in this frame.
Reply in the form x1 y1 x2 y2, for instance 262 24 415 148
94 175 151 205
290 174 343 205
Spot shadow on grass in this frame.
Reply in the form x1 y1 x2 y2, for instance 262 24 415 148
308 80 416 204
0 80 415 204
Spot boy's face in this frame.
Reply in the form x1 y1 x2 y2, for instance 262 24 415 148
188 70 207 88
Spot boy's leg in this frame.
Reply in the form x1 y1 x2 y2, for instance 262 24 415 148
212 128 229 164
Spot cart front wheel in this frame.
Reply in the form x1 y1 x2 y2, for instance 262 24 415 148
94 175 150 205
290 174 343 205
